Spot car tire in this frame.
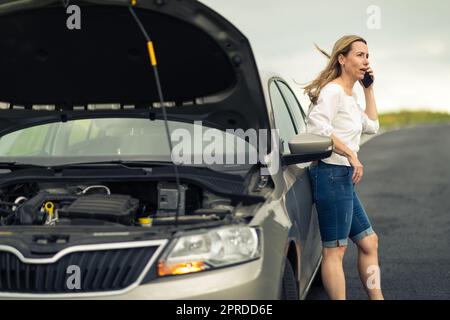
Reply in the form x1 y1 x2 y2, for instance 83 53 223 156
281 259 299 300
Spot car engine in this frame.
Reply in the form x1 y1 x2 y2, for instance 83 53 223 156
0 180 236 227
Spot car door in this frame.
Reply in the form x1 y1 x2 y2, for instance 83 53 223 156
270 79 321 294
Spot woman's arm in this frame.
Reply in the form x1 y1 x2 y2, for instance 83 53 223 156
329 133 355 159
330 133 364 184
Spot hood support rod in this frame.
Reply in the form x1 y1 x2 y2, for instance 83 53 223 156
129 0 182 227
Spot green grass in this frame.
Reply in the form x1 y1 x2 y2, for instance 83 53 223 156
379 110 450 129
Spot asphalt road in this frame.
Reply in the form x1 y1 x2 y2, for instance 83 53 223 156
307 123 450 300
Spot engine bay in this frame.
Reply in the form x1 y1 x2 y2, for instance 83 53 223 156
0 180 238 228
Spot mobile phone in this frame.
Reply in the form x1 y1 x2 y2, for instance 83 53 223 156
362 71 373 88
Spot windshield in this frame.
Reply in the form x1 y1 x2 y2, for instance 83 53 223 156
0 118 257 169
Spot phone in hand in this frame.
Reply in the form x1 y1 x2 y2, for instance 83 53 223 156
362 71 373 88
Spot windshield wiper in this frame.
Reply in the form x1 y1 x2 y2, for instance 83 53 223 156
0 160 173 170
51 160 173 169
0 162 48 169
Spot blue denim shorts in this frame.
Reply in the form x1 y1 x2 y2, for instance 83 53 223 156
308 160 375 248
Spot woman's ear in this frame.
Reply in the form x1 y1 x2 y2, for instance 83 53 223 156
338 53 345 66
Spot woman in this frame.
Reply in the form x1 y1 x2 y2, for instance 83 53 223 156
304 35 384 300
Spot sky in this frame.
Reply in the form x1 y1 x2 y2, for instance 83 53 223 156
200 0 450 114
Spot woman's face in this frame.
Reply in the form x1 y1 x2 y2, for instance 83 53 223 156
339 41 370 80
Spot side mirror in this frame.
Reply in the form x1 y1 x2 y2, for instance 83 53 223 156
282 133 333 165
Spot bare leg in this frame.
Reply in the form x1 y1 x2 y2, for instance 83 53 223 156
321 246 347 300
355 233 384 300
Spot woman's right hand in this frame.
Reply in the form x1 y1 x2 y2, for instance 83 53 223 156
349 154 364 185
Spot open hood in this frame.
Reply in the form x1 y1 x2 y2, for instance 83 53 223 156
0 0 270 140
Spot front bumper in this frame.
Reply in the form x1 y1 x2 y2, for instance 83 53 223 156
103 259 276 300
0 257 280 300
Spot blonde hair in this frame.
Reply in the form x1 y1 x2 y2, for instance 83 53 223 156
304 35 367 105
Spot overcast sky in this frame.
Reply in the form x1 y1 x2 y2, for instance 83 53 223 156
200 0 450 113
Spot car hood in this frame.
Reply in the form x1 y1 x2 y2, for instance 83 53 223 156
0 0 270 139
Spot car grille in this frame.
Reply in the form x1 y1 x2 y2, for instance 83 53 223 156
0 245 159 294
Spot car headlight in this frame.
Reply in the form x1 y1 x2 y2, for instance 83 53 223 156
157 225 261 277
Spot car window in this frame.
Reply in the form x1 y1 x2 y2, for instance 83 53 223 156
68 119 101 146
0 125 50 156
276 81 306 133
0 118 257 167
269 81 297 154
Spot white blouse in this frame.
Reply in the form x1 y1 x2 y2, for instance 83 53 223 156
306 83 379 167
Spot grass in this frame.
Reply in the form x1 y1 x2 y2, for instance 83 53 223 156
378 110 450 129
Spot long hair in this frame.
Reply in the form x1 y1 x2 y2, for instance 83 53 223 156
304 35 367 105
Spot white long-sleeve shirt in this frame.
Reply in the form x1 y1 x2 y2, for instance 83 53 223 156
306 83 379 167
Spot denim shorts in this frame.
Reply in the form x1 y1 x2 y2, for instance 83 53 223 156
308 160 375 248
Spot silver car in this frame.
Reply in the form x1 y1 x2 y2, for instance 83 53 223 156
0 0 332 299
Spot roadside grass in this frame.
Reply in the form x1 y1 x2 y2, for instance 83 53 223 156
379 110 450 129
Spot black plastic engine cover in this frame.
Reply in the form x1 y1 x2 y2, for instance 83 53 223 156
59 194 139 225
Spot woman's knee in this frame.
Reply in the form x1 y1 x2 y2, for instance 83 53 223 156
357 233 379 255
323 246 347 260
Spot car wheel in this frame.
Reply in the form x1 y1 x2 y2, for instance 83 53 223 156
281 259 299 300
